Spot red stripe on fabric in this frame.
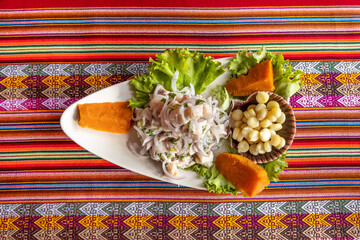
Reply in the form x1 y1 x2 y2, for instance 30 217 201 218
1 0 359 9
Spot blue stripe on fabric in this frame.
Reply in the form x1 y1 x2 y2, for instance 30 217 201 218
0 17 360 25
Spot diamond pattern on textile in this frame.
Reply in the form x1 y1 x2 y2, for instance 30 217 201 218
292 61 321 73
302 200 330 214
126 63 149 75
123 228 153 240
258 202 286 215
338 95 360 107
33 229 62 240
41 98 70 109
168 203 198 216
106 63 133 75
63 63 90 75
257 227 287 240
0 229 17 240
345 200 360 213
295 95 324 108
0 76 28 88
79 203 109 216
0 99 27 111
124 202 154 216
334 61 360 73
42 64 70 76
36 203 66 217
212 203 241 216
78 228 107 240
302 226 332 240
84 63 112 75
168 228 197 240
0 205 21 218
347 225 360 239
0 65 28 77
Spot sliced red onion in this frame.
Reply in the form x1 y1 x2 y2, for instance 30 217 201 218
162 161 185 180
127 141 150 159
171 71 179 92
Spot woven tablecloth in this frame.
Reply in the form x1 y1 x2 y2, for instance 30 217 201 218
0 1 359 239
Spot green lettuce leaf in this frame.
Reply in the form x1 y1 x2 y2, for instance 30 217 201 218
189 163 239 195
211 85 232 111
258 153 288 182
129 48 226 109
228 47 303 98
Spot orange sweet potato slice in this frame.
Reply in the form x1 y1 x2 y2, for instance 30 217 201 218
216 152 270 197
225 60 275 96
78 102 133 134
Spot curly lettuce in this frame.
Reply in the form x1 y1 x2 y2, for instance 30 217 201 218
129 48 226 109
229 47 303 98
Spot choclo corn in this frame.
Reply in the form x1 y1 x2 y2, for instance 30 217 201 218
231 91 288 155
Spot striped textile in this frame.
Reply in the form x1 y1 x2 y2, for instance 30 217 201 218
0 3 360 240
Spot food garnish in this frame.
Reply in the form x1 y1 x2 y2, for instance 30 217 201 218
229 47 303 98
231 91 287 156
78 102 133 134
226 60 275 96
216 152 270 197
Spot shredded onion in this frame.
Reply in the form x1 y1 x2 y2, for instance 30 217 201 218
162 161 185 180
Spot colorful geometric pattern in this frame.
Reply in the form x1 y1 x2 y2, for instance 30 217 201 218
1 2 360 239
0 200 359 239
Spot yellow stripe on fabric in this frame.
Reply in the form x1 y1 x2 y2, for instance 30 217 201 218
42 75 70 88
78 215 109 229
300 73 323 85
34 216 63 229
336 73 360 85
212 216 242 229
124 215 154 228
258 214 287 228
0 216 19 230
346 213 360 226
0 76 28 88
303 213 332 227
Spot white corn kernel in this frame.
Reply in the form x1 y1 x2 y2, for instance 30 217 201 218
256 142 266 154
270 107 282 118
277 112 286 124
243 111 251 119
248 130 260 142
256 91 269 104
264 141 272 152
232 127 241 140
255 103 266 112
276 137 286 149
267 100 280 109
266 114 277 122
257 109 267 121
247 117 259 128
270 134 281 147
249 144 258 156
270 129 276 137
231 109 243 121
241 126 253 139
240 123 248 129
260 128 271 142
242 116 248 123
237 141 249 153
236 134 244 142
247 108 256 117
260 119 272 128
234 120 242 128
269 123 283 132
247 104 257 110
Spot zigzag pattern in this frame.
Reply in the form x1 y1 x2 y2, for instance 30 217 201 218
0 61 359 110
0 200 358 239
